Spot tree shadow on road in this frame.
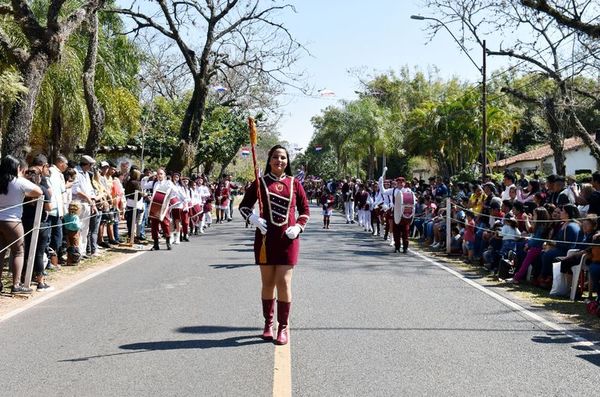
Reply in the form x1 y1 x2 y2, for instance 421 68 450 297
59 326 266 362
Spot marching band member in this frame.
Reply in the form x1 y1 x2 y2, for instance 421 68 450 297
198 177 212 233
179 177 192 242
320 188 335 229
379 176 416 253
371 182 384 236
364 186 373 233
170 172 187 244
239 144 310 346
144 167 175 251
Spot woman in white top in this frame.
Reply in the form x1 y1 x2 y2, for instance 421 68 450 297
0 155 43 294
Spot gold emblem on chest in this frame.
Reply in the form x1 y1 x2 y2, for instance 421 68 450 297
275 183 284 192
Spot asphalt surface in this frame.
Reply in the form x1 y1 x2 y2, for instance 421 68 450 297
1 204 600 396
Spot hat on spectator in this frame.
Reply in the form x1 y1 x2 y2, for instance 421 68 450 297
546 174 557 183
80 155 96 165
108 160 117 168
554 175 565 183
100 161 109 168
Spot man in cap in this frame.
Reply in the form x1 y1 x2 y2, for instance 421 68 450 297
379 176 416 253
72 155 97 257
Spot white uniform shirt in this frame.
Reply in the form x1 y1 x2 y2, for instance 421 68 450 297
48 165 66 217
72 166 95 202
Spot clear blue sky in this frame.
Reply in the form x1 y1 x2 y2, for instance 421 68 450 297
277 0 507 151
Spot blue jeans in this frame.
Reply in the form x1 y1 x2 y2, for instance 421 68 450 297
47 215 63 255
88 212 101 254
140 201 150 238
541 247 567 278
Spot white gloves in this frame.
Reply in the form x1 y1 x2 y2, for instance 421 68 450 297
285 225 302 240
382 204 389 211
249 213 267 235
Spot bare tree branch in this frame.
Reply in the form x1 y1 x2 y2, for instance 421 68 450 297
521 0 600 38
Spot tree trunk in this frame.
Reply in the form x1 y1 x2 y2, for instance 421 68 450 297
367 145 375 180
566 107 600 165
203 160 214 177
166 76 210 172
544 98 566 176
83 12 105 156
2 53 50 159
50 98 63 162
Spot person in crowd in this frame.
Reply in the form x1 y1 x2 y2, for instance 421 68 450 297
587 233 600 314
179 176 192 242
97 161 118 248
587 171 600 215
111 168 125 243
462 210 476 263
238 144 310 346
124 168 144 242
47 155 67 265
517 179 540 204
0 155 43 294
538 204 581 288
71 155 97 257
501 172 516 201
509 207 552 284
573 183 594 217
89 168 109 256
22 156 53 291
139 167 154 241
63 202 82 265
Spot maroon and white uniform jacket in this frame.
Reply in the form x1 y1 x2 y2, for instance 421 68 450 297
239 173 310 266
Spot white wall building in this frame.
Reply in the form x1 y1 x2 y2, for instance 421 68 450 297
491 136 599 175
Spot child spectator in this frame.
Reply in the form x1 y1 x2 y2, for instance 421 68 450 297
463 210 476 263
64 202 82 265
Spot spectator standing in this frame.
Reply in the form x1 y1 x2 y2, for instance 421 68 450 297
124 168 144 241
0 155 43 294
22 155 53 291
501 172 516 201
47 155 67 263
71 155 97 257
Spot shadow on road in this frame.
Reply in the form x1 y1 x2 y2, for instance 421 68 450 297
210 263 255 269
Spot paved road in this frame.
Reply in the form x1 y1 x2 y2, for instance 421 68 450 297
1 205 599 396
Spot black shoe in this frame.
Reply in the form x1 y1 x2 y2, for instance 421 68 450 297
99 242 111 249
346 221 350 224
0 281 3 293
151 240 160 251
11 285 33 295
37 283 54 292
403 248 408 254
166 238 172 250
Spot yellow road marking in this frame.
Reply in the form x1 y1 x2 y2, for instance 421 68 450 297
272 331 292 397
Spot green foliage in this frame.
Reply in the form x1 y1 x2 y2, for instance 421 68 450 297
0 68 27 102
294 147 338 181
195 103 249 171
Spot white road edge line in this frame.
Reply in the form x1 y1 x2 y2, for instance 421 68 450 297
410 249 600 353
0 251 145 324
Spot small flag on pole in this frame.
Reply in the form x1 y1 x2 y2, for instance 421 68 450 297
241 147 250 157
315 145 322 152
296 169 305 184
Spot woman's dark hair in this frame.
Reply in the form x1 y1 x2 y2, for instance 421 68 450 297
0 155 20 195
264 145 293 176
528 179 541 194
562 203 580 222
533 206 552 236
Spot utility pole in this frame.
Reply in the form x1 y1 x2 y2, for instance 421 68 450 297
482 40 487 181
